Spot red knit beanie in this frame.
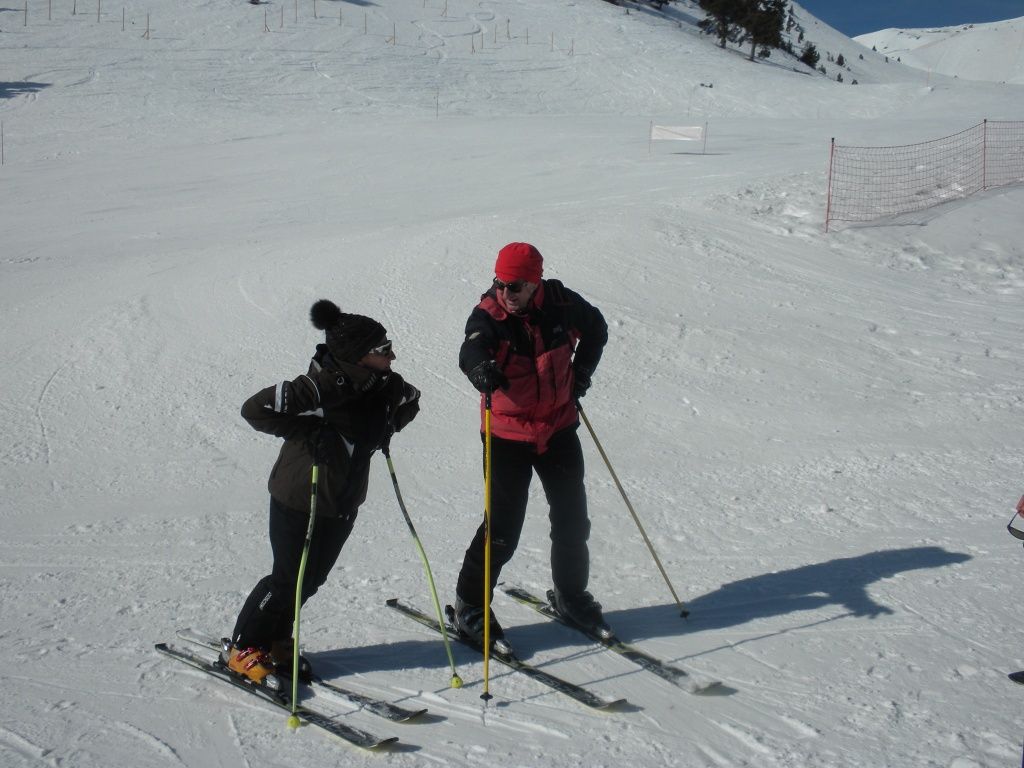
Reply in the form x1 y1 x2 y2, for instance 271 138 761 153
495 242 543 284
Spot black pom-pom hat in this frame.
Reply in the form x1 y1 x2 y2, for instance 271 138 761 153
310 299 387 364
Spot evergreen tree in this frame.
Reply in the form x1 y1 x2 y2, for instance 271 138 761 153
800 41 820 68
740 0 786 62
697 0 741 48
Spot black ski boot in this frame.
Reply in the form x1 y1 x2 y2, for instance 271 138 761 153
549 589 615 641
452 596 513 655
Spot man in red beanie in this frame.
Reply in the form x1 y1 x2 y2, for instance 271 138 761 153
454 242 611 648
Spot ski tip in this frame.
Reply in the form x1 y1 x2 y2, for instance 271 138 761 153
385 598 399 607
690 680 734 696
599 697 631 711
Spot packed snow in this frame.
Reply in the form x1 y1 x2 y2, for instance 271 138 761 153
1 1 1022 766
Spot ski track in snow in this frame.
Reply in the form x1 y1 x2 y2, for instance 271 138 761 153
0 725 59 768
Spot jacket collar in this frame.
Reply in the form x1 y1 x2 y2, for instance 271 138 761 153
311 344 386 391
483 280 546 320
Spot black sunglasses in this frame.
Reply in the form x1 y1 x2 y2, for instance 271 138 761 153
368 340 393 356
1009 497 1024 540
493 277 528 293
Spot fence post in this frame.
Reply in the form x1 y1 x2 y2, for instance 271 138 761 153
982 118 988 190
824 138 835 233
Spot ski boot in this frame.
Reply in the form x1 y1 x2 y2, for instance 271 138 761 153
451 595 513 655
549 588 615 641
220 641 281 690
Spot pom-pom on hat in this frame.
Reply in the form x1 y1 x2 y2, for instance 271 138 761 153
310 299 387 364
495 242 543 285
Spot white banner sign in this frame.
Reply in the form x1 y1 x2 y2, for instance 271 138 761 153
650 124 704 141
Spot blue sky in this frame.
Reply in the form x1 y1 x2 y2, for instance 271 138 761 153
796 0 1024 37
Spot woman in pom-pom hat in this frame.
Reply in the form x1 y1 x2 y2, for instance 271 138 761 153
223 299 421 684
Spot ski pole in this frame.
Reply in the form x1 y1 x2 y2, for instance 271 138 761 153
286 461 320 730
481 392 494 702
577 404 689 618
382 442 463 689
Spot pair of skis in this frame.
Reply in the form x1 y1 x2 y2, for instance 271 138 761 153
386 598 626 711
386 585 722 711
156 630 424 751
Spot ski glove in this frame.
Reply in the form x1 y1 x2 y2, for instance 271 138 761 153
392 383 421 434
466 360 509 394
572 365 593 399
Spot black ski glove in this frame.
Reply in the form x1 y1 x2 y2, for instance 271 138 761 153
572 365 593 399
466 360 509 394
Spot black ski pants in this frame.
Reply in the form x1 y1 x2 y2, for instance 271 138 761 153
232 496 356 649
456 426 591 606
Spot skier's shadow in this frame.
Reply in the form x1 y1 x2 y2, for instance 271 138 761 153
315 546 970 676
605 544 970 639
0 82 49 100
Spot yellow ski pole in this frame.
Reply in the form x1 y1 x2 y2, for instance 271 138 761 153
382 443 463 688
286 462 319 729
481 393 494 702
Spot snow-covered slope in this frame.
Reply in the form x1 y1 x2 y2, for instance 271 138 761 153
1 1 1023 767
856 16 1024 85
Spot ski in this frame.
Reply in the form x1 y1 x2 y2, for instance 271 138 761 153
155 642 398 750
175 629 427 723
502 585 723 694
1009 671 1024 685
385 598 626 711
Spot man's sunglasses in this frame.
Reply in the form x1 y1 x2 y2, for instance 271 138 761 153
493 277 528 293
1009 495 1024 540
369 340 393 356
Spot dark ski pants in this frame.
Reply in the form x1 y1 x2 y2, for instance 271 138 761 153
232 496 356 649
456 426 591 606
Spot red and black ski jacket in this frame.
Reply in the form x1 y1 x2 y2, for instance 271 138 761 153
458 279 608 452
241 344 420 518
